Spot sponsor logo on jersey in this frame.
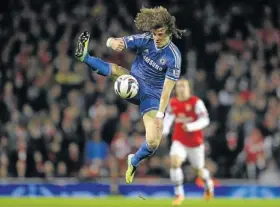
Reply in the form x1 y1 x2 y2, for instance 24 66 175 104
143 55 163 71
175 115 193 123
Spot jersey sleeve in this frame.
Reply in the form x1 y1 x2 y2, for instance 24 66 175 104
165 48 182 81
122 33 150 50
185 100 210 132
194 99 209 117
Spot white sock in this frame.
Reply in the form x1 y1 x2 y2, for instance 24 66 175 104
170 168 184 196
199 168 213 192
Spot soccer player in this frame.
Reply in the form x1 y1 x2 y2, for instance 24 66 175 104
163 79 214 206
75 6 185 184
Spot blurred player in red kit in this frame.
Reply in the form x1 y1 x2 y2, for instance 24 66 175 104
163 79 214 206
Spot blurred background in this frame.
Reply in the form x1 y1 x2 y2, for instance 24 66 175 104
0 0 280 198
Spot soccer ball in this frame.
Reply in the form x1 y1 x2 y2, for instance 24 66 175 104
114 75 139 99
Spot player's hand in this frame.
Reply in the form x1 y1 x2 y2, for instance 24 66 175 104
183 124 189 132
110 38 125 52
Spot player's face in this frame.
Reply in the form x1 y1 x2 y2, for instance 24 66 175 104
152 27 170 48
176 80 190 99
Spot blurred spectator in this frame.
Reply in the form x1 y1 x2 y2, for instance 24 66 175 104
110 131 131 176
32 151 44 178
16 161 26 178
193 70 208 99
66 143 83 177
244 128 265 179
85 131 109 164
0 154 9 178
44 161 55 181
56 161 68 177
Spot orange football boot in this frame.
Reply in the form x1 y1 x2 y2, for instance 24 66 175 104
172 195 185 206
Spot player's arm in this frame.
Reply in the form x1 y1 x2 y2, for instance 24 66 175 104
162 104 175 136
157 78 176 118
185 100 210 132
157 51 182 119
106 33 148 52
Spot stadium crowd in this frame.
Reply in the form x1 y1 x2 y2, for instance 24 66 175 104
0 0 279 182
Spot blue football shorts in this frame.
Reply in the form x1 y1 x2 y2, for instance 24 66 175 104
125 75 161 116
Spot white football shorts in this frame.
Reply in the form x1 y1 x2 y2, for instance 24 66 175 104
170 140 205 169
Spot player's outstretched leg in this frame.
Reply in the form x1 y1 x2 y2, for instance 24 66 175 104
170 155 185 206
125 110 161 184
75 31 128 79
188 144 214 200
75 31 111 76
198 168 214 200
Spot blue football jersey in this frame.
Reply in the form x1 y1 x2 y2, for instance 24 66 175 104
122 33 181 89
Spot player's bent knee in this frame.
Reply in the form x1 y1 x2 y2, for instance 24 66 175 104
170 161 181 168
170 155 183 168
111 64 129 77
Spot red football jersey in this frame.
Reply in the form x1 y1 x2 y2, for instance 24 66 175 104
169 96 209 147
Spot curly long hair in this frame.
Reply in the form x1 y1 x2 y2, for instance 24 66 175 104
134 6 186 39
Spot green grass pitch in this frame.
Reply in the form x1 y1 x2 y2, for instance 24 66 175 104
0 197 279 207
